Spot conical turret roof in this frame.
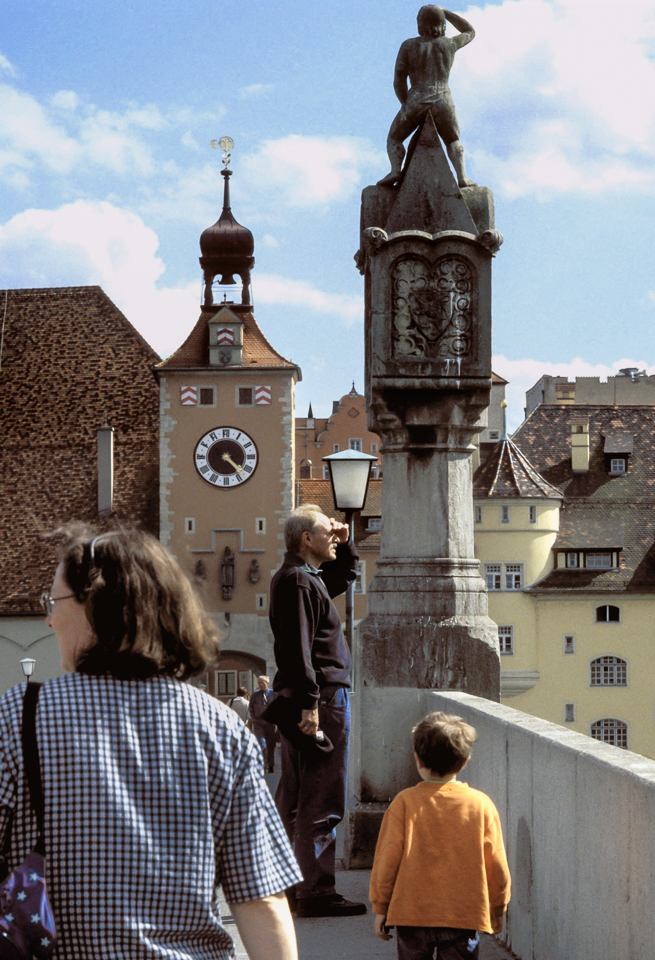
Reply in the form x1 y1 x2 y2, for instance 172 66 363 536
474 437 562 500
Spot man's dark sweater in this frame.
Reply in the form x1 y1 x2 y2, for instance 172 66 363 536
269 541 358 710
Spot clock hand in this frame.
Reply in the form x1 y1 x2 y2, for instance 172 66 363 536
222 452 244 474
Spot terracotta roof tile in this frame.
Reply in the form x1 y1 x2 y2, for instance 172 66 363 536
157 307 300 373
0 286 160 615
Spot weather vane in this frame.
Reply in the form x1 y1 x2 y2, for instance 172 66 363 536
210 136 234 169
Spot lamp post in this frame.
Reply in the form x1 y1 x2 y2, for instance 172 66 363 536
322 449 378 687
20 658 36 684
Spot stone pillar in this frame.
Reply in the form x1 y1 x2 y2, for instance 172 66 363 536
345 114 502 866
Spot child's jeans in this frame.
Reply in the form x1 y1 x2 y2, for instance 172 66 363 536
396 926 480 960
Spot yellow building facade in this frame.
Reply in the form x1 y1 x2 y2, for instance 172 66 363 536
474 404 655 759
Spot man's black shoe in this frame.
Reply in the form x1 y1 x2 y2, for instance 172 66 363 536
296 893 367 918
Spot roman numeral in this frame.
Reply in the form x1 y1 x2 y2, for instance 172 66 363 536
246 454 256 460
244 442 253 449
244 465 252 474
223 477 229 486
209 473 218 483
200 465 209 474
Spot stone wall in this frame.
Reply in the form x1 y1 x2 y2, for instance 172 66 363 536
428 691 655 960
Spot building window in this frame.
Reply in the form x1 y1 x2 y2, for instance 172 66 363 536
216 671 237 696
237 387 254 406
590 656 627 686
366 517 382 532
199 387 215 406
505 564 523 590
529 506 537 524
590 718 628 749
371 443 378 453
371 464 380 479
255 594 267 611
299 459 312 479
488 430 500 440
354 561 366 594
596 604 620 623
501 505 510 524
333 444 340 453
498 626 514 655
610 459 626 474
566 552 578 568
564 634 575 654
185 518 195 534
586 553 612 569
255 517 266 534
349 438 362 452
475 506 482 524
323 465 330 479
485 564 501 591
564 703 575 723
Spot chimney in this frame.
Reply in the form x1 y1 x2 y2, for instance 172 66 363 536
571 417 590 472
97 424 114 514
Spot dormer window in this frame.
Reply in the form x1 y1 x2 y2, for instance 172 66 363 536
610 458 626 474
603 434 632 474
566 552 578 568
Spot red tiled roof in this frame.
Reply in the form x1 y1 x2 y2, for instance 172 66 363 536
157 307 300 373
491 371 508 385
0 286 160 615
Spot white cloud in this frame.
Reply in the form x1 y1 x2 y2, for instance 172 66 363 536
0 201 199 358
50 90 79 111
253 273 363 326
241 135 385 208
239 83 273 99
0 54 16 77
262 234 279 248
492 354 655 432
455 0 655 195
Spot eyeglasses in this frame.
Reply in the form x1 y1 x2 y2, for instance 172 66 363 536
40 593 77 617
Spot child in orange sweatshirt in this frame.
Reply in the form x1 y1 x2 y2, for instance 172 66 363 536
369 711 511 960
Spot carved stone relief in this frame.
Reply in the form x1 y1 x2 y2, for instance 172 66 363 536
392 256 473 359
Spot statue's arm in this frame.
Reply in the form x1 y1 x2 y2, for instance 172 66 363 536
443 9 475 47
393 42 410 104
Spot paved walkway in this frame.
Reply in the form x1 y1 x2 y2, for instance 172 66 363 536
221 867 517 959
221 746 519 959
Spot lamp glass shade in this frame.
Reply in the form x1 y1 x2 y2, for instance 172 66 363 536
20 657 36 677
322 449 377 511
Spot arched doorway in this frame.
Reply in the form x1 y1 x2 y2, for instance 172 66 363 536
210 649 267 703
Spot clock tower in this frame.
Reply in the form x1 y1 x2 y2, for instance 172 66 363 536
156 153 301 696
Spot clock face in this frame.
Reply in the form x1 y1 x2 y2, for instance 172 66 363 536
194 427 259 488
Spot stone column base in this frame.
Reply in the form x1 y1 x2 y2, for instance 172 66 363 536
343 800 388 869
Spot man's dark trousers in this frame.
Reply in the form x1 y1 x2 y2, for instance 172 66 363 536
275 686 350 898
253 719 277 770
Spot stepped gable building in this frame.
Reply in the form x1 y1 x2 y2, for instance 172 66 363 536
0 285 160 692
295 385 381 480
155 161 301 699
474 402 655 758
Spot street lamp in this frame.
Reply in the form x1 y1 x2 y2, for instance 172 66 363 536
322 448 378 683
20 658 36 683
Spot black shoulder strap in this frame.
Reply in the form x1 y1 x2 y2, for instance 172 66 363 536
22 682 45 856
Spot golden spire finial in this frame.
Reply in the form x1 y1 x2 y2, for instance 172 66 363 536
211 136 234 169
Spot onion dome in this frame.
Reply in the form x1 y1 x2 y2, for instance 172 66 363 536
199 168 255 307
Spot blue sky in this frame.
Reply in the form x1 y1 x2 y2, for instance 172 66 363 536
1 0 654 429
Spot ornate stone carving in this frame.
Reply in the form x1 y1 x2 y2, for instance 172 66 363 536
475 229 504 256
393 255 473 359
354 227 389 275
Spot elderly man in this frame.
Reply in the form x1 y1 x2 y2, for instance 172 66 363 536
249 675 276 772
269 504 366 918
379 4 476 187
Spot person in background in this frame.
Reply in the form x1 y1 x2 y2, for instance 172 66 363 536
0 524 301 960
229 686 250 725
249 676 276 772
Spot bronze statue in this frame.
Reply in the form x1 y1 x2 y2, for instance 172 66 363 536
379 5 476 188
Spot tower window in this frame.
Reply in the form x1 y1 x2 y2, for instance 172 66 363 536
238 387 254 406
501 506 510 524
498 626 513 654
475 506 482 524
505 564 523 590
255 518 266 534
564 703 575 723
529 506 537 524
485 564 501 591
185 518 195 534
199 387 215 406
564 634 575 654
255 594 267 611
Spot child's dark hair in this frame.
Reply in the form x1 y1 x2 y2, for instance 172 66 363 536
413 711 477 776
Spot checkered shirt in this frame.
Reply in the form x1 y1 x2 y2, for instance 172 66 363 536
0 674 302 959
